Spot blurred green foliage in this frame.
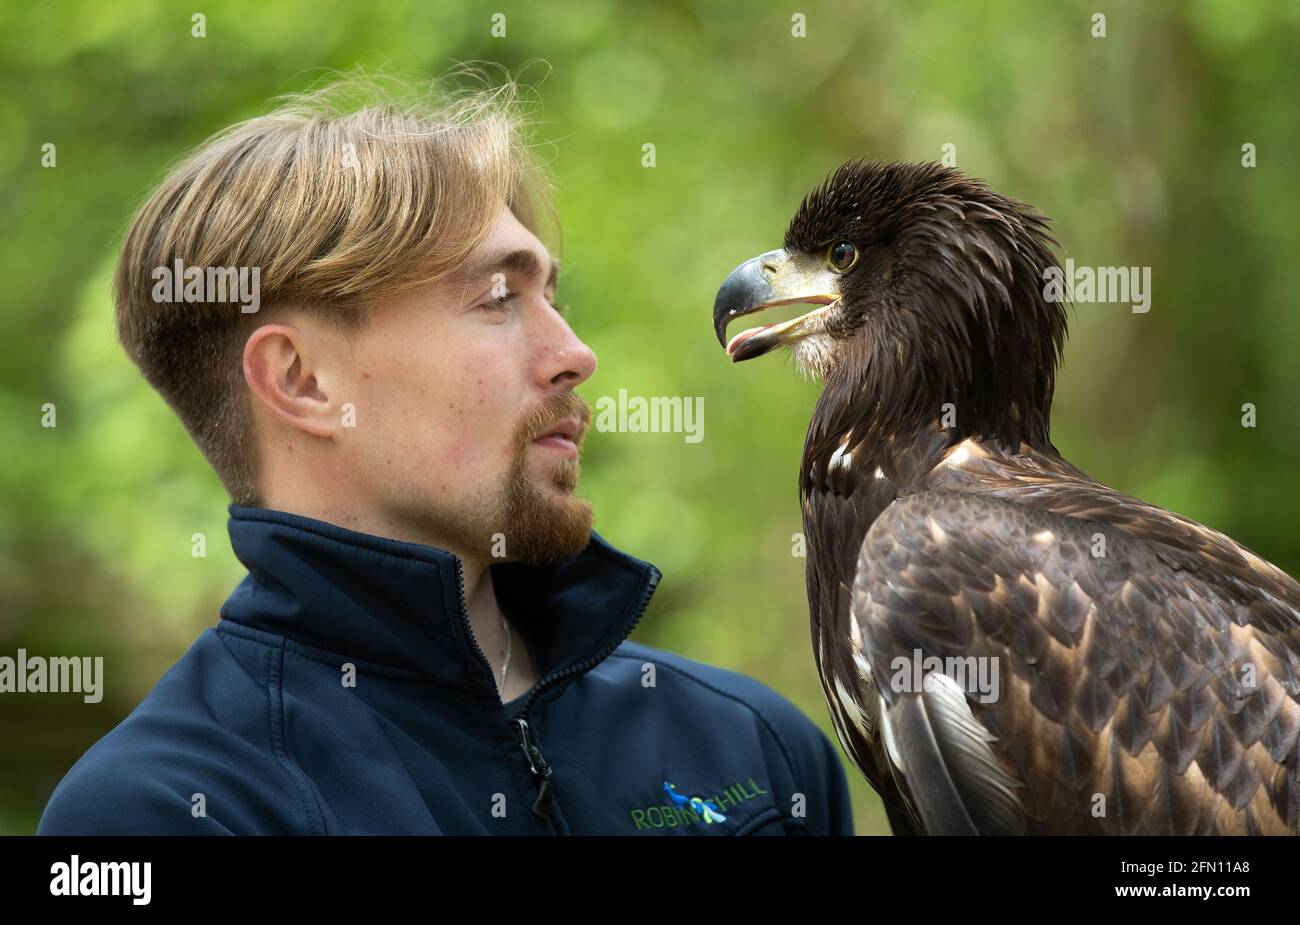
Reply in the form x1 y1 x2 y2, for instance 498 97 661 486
2 0 1299 836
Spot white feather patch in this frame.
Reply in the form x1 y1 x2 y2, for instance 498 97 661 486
880 694 904 773
834 675 871 740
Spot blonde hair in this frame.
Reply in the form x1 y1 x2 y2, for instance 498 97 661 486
114 71 552 505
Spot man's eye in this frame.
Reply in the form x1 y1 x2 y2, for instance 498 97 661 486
481 291 515 311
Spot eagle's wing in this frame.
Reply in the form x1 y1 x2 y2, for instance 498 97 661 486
850 490 1300 835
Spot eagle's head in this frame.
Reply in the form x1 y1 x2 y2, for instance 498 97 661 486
713 160 1067 451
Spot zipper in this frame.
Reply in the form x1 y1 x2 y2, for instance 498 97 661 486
451 556 662 827
451 558 496 692
513 717 554 818
451 560 551 822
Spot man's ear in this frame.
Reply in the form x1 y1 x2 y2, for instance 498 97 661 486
242 323 340 439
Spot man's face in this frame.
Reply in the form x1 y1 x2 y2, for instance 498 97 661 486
332 204 597 563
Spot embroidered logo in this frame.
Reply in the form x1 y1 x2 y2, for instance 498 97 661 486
663 782 727 824
627 777 769 831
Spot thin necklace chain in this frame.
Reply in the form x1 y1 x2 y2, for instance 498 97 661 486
498 611 512 693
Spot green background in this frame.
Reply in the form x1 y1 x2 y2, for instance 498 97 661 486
2 0 1299 836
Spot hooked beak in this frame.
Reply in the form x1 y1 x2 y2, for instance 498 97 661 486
712 249 840 362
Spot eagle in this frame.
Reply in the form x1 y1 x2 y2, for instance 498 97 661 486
712 160 1300 835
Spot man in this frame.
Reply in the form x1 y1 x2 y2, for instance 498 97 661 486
36 79 854 835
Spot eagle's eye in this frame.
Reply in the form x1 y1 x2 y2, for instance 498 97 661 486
827 242 858 272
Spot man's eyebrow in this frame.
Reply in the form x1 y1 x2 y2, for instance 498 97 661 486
462 248 559 289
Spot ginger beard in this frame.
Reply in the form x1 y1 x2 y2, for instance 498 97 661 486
469 391 594 564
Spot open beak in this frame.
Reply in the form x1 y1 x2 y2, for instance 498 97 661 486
713 249 840 362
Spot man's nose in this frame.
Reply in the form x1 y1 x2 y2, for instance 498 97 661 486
540 315 597 388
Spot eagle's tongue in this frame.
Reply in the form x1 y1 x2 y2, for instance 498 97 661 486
725 323 775 357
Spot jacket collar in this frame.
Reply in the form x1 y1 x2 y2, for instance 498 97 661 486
218 505 661 698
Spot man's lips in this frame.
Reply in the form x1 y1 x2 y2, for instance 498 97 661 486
532 417 582 458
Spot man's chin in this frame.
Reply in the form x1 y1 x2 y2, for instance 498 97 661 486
517 502 593 563
497 473 593 564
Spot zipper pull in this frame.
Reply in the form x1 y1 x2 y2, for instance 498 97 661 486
513 718 554 819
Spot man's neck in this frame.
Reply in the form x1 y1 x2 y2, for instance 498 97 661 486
460 557 538 704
